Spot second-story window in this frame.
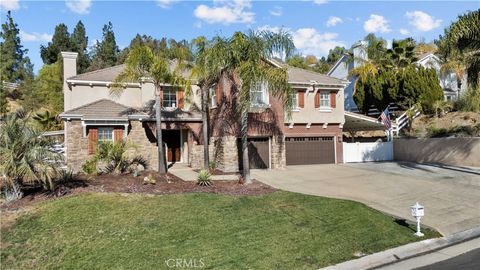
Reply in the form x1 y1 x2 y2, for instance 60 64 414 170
250 81 268 106
291 92 299 110
210 87 217 108
320 92 330 108
163 89 177 108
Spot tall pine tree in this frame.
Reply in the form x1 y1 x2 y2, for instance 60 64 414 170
40 23 73 64
88 22 119 71
0 11 32 83
70 21 90 73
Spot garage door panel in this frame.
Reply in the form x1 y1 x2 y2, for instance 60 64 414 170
286 137 335 165
238 138 270 169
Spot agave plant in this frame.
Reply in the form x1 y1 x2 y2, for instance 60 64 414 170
197 169 212 186
0 109 62 201
94 141 148 175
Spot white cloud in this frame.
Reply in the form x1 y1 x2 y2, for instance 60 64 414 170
363 14 391 33
399 28 410 35
19 30 52 42
313 0 328 5
65 0 91 15
405 11 442 32
326 16 342 27
270 5 282 17
0 0 20 11
258 25 344 57
194 0 254 25
157 0 174 9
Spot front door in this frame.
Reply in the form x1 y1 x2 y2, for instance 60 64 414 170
162 130 181 162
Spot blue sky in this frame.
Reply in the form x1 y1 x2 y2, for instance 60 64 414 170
1 0 478 73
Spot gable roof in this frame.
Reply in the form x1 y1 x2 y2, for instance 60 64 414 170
327 54 351 76
68 61 193 83
268 58 346 86
68 65 126 82
60 99 136 120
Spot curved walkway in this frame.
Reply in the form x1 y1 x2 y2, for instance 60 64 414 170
252 162 480 236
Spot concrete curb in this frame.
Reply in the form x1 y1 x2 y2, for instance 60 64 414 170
320 226 480 270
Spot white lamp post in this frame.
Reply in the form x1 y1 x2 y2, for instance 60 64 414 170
411 202 425 237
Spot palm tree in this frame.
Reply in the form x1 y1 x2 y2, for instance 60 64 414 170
0 109 62 201
224 30 294 184
112 45 190 175
191 36 229 170
387 38 417 68
443 10 480 87
33 110 62 131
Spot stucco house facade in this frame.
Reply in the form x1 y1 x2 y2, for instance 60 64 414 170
60 52 347 173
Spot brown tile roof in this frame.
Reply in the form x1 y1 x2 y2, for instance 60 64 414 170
68 65 126 82
60 99 203 121
268 59 346 86
68 61 193 82
60 99 136 120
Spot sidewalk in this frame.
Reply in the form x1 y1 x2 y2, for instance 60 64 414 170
168 163 238 181
320 227 480 270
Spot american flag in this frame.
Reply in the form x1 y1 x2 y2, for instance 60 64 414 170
380 107 392 130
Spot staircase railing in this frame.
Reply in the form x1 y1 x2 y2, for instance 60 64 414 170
392 105 421 136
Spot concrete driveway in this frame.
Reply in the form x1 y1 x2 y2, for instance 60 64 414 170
252 162 480 236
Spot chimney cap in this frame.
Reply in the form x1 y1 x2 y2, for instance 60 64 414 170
352 40 367 49
61 52 78 59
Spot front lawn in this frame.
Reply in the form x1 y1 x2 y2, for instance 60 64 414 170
1 192 439 269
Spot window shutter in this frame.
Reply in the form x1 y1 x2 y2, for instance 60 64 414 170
177 90 184 109
88 128 98 155
298 91 305 108
314 92 320 108
330 91 336 108
215 84 221 104
114 128 124 141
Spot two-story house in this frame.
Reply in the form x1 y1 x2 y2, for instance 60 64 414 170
59 52 347 173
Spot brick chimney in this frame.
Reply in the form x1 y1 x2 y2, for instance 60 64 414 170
61 52 78 111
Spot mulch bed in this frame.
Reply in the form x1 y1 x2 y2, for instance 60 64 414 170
0 171 276 212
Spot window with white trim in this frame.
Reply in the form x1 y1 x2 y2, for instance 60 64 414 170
320 92 330 108
291 92 299 110
98 127 114 142
250 81 269 106
210 87 217 108
162 89 177 108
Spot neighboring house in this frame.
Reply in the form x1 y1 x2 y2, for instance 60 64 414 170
327 41 367 112
59 52 347 173
328 42 466 112
416 52 467 101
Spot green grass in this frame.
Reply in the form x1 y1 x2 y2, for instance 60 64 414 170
1 192 439 269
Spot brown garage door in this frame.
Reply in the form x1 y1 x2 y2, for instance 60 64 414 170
238 137 270 169
286 137 335 165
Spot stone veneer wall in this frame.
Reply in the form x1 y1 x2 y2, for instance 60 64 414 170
126 121 158 171
65 120 158 172
65 121 89 172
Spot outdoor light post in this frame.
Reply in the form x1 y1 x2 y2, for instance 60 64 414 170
411 202 425 237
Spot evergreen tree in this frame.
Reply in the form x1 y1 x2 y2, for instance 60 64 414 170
327 46 347 64
89 22 119 71
30 62 64 113
0 11 32 83
70 21 90 73
40 23 73 64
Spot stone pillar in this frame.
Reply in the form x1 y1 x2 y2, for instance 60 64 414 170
126 121 159 171
271 135 286 169
65 120 89 172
